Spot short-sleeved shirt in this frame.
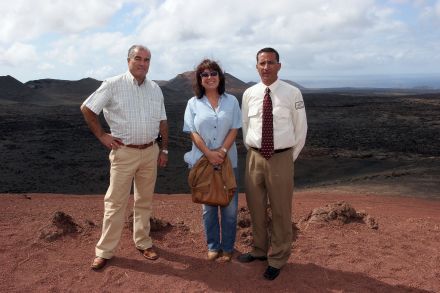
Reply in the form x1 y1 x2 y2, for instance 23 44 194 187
82 71 167 145
183 93 242 168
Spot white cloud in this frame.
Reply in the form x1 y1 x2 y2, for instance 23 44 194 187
0 0 439 85
135 0 385 78
39 32 135 79
0 0 125 44
38 63 55 70
436 0 440 17
0 43 38 66
86 65 115 80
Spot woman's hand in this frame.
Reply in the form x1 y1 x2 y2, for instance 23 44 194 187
206 149 225 165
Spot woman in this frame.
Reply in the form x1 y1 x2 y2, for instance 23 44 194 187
183 59 242 262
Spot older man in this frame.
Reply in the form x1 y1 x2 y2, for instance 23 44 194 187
81 45 168 270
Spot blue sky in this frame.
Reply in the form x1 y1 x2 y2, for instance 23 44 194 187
1 0 439 88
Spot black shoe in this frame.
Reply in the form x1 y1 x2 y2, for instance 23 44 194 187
263 266 280 280
237 253 267 263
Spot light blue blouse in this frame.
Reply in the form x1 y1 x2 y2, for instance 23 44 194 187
183 93 242 168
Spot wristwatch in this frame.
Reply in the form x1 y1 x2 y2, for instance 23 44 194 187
161 149 169 155
221 147 228 153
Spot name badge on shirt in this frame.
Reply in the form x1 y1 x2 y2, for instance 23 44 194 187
295 101 305 109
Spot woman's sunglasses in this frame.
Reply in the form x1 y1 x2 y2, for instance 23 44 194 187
200 71 219 78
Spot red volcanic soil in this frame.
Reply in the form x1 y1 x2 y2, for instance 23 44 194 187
1 188 439 292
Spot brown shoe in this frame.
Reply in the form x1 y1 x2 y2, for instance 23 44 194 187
207 251 219 261
218 252 232 262
140 247 159 260
90 257 107 270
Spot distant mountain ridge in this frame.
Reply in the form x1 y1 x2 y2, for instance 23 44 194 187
26 78 102 97
3 73 436 107
157 71 251 104
0 72 264 106
0 75 50 105
282 79 306 90
0 75 104 106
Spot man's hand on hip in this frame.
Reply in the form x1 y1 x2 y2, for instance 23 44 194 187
99 133 124 150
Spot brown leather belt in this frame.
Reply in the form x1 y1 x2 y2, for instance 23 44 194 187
251 147 291 154
126 141 154 149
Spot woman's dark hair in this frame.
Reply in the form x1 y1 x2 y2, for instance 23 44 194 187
193 59 225 98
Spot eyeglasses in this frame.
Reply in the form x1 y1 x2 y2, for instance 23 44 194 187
200 71 219 78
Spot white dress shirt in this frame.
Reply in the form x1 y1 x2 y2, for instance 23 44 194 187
242 79 307 161
83 71 167 145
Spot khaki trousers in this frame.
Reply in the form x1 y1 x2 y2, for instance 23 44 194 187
95 144 159 259
244 148 294 269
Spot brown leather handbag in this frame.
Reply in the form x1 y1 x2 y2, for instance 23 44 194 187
188 155 236 207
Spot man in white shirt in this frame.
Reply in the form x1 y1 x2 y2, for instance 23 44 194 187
81 45 168 270
239 47 307 280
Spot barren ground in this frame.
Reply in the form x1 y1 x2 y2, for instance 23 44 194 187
1 187 439 292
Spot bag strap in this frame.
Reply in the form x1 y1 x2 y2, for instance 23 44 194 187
220 155 236 189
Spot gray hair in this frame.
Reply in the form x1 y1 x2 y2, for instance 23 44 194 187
127 45 150 59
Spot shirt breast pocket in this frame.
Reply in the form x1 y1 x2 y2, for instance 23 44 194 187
248 106 260 119
150 100 162 121
273 107 291 126
247 106 261 129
